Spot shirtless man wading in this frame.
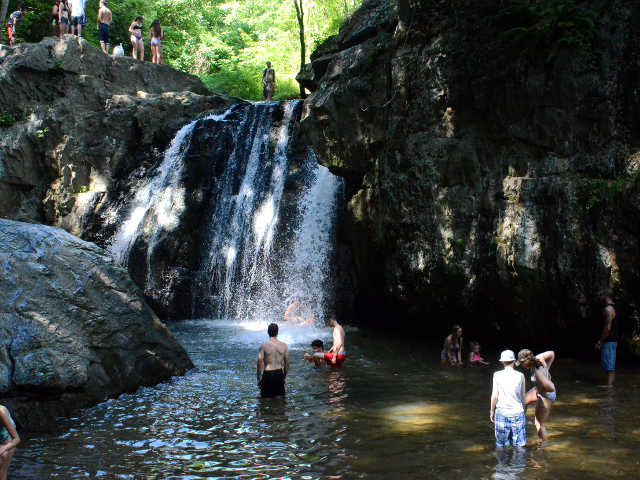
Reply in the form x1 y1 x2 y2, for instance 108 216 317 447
325 316 346 367
257 323 289 398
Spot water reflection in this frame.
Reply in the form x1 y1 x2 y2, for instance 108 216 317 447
9 322 640 479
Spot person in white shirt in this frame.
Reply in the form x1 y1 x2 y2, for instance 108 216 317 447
490 350 527 448
68 0 85 37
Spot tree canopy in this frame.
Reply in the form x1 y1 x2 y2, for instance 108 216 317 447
3 0 362 100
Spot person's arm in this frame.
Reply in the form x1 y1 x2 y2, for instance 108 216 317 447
468 351 476 364
283 345 289 383
256 345 264 388
534 368 555 392
97 8 101 28
596 307 614 351
283 303 294 322
128 22 136 35
0 409 19 455
160 27 164 39
490 374 498 423
457 337 463 365
273 70 276 85
538 351 555 372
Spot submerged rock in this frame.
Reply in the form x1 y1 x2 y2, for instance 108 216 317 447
299 0 640 349
0 218 194 426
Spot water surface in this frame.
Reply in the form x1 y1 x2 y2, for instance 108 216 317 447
11 321 640 479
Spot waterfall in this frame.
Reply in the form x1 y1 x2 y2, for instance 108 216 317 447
104 101 344 323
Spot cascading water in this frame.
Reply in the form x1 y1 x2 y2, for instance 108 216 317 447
103 101 344 322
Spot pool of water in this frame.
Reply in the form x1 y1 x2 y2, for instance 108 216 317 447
10 320 640 479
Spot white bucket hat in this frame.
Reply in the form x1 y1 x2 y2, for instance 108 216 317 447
499 350 516 362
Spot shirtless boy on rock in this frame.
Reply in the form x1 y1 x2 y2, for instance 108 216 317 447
257 323 289 398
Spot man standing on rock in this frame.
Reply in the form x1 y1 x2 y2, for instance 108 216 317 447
595 288 618 387
257 323 289 398
68 0 85 37
97 0 112 54
262 61 276 101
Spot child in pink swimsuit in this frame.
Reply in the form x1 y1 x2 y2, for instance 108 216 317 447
468 341 489 367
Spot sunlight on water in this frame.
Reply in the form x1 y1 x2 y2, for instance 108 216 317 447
10 322 640 479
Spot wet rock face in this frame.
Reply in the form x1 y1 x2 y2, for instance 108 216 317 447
0 218 194 426
300 0 640 347
0 36 238 229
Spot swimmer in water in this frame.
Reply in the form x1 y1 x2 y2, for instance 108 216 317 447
304 339 328 367
283 300 314 325
468 341 490 367
257 323 289 399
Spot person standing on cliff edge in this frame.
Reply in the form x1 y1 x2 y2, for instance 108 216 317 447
97 0 112 54
6 7 26 45
257 323 289 398
595 288 618 387
262 61 276 101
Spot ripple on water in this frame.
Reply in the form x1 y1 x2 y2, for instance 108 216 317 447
9 322 640 479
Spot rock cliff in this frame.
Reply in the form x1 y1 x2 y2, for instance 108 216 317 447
0 35 239 232
300 0 640 349
0 219 193 426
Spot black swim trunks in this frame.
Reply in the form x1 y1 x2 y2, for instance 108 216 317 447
98 23 109 43
260 369 285 398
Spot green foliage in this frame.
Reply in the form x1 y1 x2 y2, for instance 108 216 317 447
0 111 17 128
5 0 362 101
506 0 600 63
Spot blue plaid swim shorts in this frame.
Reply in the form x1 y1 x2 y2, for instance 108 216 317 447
495 412 526 448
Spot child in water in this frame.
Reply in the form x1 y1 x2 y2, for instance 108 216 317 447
468 341 489 367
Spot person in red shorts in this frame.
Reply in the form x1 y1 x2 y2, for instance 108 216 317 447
325 316 346 367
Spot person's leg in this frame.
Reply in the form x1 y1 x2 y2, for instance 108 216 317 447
131 36 137 58
524 387 537 407
152 44 157 63
607 370 615 386
534 396 551 441
0 445 15 480
138 39 144 61
158 43 163 64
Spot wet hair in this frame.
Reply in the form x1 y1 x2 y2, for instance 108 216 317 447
469 341 480 352
326 315 337 325
311 339 323 349
516 349 542 368
267 323 278 337
150 19 162 38
135 15 143 22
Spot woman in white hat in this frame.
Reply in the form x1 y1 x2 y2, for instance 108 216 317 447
490 350 527 448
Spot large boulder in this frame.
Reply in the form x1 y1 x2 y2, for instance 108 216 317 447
0 218 193 426
0 35 241 229
299 0 640 349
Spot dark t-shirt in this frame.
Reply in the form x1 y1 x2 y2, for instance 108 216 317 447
603 303 619 343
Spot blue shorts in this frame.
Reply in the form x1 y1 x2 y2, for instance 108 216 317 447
601 342 617 371
495 412 526 448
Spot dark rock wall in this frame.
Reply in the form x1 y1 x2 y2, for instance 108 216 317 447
300 0 640 349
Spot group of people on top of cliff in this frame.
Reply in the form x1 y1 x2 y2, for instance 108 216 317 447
442 288 619 450
6 0 165 64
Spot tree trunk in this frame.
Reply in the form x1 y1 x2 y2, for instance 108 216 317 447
0 0 10 28
293 0 306 99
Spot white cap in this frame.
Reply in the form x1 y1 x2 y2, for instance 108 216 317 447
499 350 516 362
